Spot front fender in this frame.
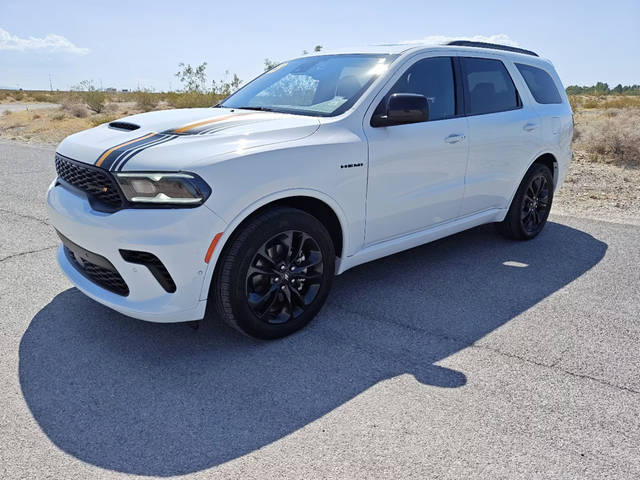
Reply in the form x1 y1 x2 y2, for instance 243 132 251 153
198 188 351 301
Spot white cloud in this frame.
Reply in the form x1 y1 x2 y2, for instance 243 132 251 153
0 28 89 55
398 34 519 47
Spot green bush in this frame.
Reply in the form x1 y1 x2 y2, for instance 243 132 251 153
85 90 106 113
133 89 159 112
166 91 221 108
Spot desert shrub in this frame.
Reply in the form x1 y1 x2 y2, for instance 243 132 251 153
32 92 53 102
583 99 599 109
90 114 120 127
85 90 106 113
70 104 89 118
601 96 640 109
60 92 84 111
568 95 581 111
32 113 41 120
71 80 106 113
8 90 24 101
576 112 640 167
166 91 222 108
133 89 159 111
2 110 10 116
53 113 66 121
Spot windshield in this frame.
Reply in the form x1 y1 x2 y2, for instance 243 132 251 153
220 54 397 117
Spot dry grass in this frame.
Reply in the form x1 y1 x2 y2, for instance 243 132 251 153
0 88 224 109
0 87 224 144
571 100 640 167
0 109 93 143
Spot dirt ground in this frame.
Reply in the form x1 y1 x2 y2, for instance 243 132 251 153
553 152 640 225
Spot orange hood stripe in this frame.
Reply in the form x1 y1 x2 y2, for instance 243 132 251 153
171 112 256 134
95 132 157 167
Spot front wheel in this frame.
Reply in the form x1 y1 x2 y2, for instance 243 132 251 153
212 207 335 339
497 163 554 240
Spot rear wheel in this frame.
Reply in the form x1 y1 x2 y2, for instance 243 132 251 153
497 163 554 240
212 207 335 339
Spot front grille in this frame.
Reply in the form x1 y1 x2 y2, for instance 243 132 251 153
55 153 123 209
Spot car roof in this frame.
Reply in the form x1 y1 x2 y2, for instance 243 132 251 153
296 43 553 66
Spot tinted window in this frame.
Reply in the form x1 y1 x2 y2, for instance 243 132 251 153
375 57 455 121
461 57 520 115
516 63 562 104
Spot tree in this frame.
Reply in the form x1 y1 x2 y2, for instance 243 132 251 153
71 80 105 113
314 45 323 52
175 62 208 93
594 82 610 95
264 58 278 72
613 84 623 94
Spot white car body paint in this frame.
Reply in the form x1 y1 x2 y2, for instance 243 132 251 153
47 43 572 322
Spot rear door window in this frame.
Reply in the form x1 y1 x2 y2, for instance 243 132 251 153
460 57 520 115
515 63 563 104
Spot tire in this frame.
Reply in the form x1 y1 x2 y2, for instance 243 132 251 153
496 162 554 240
211 207 335 339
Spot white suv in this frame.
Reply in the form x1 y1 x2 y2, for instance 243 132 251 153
47 41 572 339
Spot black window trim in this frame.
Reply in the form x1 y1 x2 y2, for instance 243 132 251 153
370 56 463 127
459 56 523 117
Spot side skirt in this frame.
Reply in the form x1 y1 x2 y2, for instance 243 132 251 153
336 208 506 274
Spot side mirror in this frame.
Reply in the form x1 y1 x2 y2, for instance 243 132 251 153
371 93 429 127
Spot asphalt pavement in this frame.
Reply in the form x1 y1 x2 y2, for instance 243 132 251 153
1 140 638 479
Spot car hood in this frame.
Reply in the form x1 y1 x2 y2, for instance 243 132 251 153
56 108 321 171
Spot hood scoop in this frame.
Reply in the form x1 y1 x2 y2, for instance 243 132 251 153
109 121 140 131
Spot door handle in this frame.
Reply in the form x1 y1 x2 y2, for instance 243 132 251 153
445 133 466 144
523 123 538 132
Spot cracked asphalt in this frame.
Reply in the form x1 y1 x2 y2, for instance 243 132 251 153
1 139 639 479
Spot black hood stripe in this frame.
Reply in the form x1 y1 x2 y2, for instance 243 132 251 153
108 134 170 171
114 134 178 171
95 114 277 170
97 133 170 170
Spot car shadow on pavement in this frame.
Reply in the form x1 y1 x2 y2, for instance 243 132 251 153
19 221 607 476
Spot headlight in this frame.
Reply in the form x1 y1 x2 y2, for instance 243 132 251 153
114 172 211 207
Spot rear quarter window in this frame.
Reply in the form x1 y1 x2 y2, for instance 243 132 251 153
515 63 563 104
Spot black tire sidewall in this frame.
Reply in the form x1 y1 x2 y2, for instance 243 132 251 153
508 163 554 240
223 208 335 339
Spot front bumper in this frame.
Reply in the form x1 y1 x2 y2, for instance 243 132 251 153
47 179 226 323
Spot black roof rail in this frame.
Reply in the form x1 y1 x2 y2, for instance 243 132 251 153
446 40 539 57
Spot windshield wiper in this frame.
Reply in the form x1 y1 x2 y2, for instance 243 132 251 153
232 106 276 112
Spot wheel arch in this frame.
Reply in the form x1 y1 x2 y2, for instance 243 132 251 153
533 152 558 188
199 189 348 301
499 151 559 223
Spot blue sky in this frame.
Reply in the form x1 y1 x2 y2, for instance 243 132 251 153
1 0 638 91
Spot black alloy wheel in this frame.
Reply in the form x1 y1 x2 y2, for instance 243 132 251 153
497 162 554 240
211 207 335 339
521 173 551 235
246 230 324 324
